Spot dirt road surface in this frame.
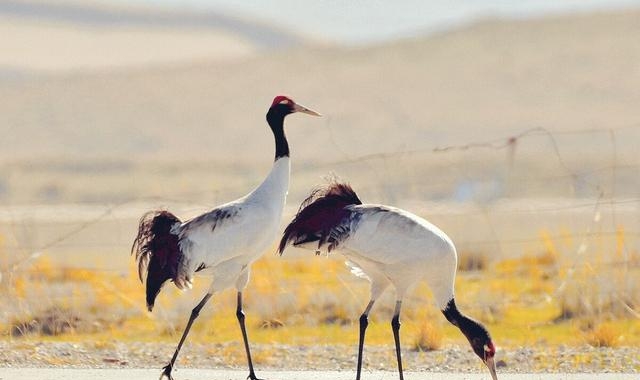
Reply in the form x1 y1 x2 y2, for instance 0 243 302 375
0 369 637 380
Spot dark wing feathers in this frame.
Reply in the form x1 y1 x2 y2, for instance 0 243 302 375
181 206 238 234
131 210 182 311
131 205 240 311
278 182 362 254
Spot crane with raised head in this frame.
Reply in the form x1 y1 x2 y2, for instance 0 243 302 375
132 95 321 380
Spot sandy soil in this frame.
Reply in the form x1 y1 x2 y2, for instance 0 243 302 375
0 341 638 374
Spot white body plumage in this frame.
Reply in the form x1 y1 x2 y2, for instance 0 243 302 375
132 95 321 380
278 182 498 380
342 205 457 309
297 204 458 309
175 157 289 292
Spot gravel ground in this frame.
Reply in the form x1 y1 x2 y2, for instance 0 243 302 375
1 369 639 380
0 341 637 374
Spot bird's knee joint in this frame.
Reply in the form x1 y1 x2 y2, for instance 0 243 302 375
359 314 368 328
391 316 401 330
236 309 245 321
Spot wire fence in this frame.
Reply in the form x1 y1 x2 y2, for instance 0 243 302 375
0 124 639 322
1 124 638 254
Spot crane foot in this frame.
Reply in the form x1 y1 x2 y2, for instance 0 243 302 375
159 363 175 380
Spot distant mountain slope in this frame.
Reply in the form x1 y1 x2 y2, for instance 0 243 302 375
0 0 310 73
0 0 306 49
0 8 639 163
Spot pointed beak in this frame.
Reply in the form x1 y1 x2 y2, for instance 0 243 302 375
293 102 322 116
485 356 498 380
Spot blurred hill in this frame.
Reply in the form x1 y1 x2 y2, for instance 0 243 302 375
0 6 639 205
1 7 639 158
0 4 638 270
0 0 308 73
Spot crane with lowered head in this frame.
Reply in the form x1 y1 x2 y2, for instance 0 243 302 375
278 181 498 380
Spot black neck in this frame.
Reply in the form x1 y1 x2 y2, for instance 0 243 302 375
442 298 487 340
266 106 290 160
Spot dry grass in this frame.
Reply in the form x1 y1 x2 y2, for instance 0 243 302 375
1 223 638 355
584 322 623 348
411 320 443 352
554 228 640 321
0 171 638 373
457 251 489 272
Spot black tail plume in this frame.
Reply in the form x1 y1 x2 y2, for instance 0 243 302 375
278 181 362 255
131 210 182 311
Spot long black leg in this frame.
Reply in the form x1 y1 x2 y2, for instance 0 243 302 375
236 291 263 380
356 300 375 380
391 300 404 380
160 293 213 380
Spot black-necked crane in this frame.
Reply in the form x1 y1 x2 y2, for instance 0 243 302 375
278 181 498 380
132 96 321 380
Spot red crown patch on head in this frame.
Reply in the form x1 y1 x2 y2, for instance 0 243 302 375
271 95 293 107
485 341 496 357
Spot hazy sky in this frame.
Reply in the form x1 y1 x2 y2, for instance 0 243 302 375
115 0 640 44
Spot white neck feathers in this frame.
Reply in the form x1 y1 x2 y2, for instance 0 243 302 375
249 157 290 207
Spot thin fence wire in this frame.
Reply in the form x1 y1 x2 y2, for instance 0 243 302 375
1 124 639 320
